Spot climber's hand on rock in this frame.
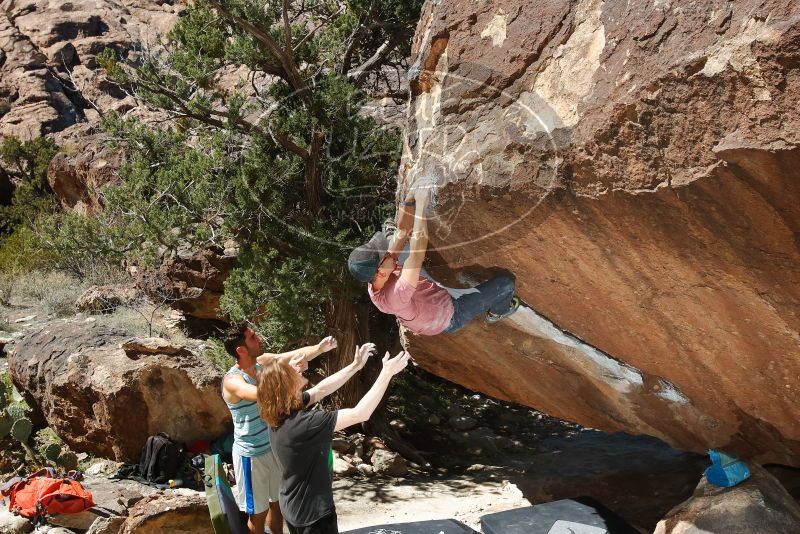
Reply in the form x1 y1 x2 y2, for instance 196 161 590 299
407 175 433 206
414 184 432 207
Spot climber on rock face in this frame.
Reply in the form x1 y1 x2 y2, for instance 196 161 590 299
347 179 520 336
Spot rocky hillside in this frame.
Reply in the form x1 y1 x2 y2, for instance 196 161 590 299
400 0 800 466
0 0 179 137
0 0 180 211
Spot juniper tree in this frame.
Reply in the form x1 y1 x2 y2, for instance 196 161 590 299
53 0 423 403
0 136 58 236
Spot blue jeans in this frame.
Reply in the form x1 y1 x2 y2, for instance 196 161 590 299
443 275 516 333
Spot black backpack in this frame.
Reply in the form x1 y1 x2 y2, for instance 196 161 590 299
138 433 184 484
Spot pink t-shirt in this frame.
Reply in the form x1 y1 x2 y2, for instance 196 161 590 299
368 271 454 335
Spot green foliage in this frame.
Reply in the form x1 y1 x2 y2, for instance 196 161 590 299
0 225 56 275
0 372 13 403
0 136 58 236
35 427 70 468
0 136 60 278
6 403 26 422
0 373 36 465
34 212 123 278
49 0 420 348
203 338 235 372
0 413 11 439
57 450 78 471
43 442 62 462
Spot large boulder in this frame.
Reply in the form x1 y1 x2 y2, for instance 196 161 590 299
654 465 800 533
120 491 213 534
75 284 140 314
7 321 231 461
400 0 800 465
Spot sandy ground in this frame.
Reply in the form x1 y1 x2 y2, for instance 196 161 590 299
335 471 529 532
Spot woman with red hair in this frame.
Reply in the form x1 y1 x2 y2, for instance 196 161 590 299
258 344 410 534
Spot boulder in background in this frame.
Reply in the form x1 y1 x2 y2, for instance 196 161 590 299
8 321 231 462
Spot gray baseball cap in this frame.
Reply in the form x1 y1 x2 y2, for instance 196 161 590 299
347 231 390 283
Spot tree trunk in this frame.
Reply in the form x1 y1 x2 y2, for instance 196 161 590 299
324 295 398 408
305 127 325 214
324 297 369 407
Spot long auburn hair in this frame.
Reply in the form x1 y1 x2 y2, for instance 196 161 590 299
257 356 304 428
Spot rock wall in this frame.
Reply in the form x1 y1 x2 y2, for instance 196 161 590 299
8 321 231 461
0 0 179 138
401 0 800 465
0 0 180 212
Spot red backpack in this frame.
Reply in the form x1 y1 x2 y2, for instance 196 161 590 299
1 468 94 521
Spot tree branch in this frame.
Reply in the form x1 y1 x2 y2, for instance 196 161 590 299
338 21 365 75
293 16 329 53
207 0 310 102
282 0 294 61
347 35 403 86
134 72 310 159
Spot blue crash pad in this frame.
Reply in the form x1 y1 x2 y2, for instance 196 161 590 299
480 498 638 534
342 518 478 534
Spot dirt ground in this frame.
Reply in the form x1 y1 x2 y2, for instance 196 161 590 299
335 471 528 531
334 430 708 533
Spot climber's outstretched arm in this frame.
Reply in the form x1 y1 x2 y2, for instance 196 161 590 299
400 187 430 288
388 190 416 256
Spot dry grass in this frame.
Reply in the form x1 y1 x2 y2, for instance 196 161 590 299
1 268 196 347
203 338 235 372
0 311 17 335
95 306 157 337
11 271 85 318
95 303 195 345
0 274 12 306
3 265 133 320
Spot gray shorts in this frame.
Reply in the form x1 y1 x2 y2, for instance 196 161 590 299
232 450 281 515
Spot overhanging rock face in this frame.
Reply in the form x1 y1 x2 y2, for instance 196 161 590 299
399 0 800 465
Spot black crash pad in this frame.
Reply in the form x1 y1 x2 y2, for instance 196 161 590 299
342 518 478 534
480 498 638 534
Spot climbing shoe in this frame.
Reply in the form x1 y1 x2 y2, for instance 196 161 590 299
486 296 521 323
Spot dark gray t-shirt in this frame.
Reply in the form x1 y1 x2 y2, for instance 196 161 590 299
269 392 338 527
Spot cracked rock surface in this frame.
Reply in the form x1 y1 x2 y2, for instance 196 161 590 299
401 0 800 466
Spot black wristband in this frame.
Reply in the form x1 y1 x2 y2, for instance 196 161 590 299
401 200 416 206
